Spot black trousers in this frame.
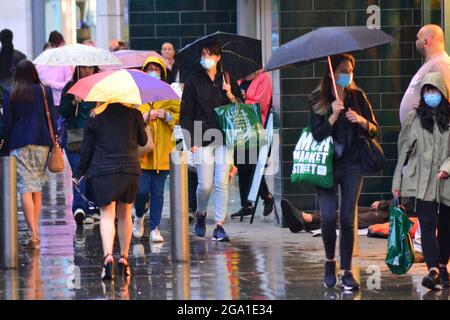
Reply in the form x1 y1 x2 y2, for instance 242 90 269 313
316 162 363 271
416 200 450 270
188 170 198 212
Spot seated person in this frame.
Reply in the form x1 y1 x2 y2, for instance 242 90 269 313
280 198 413 233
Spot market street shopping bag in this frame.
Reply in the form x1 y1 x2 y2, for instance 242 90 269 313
291 127 333 188
385 199 415 275
214 102 266 149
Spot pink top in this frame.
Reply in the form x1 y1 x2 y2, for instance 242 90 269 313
36 65 74 106
239 71 273 125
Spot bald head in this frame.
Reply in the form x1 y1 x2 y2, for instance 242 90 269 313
420 24 445 43
416 24 446 59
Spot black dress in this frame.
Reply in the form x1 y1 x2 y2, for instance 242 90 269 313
75 103 147 206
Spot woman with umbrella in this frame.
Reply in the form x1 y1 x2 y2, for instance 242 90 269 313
310 54 379 291
68 69 178 280
74 100 147 280
60 66 100 226
133 56 180 243
180 40 243 242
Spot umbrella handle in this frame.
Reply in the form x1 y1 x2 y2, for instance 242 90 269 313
327 56 340 101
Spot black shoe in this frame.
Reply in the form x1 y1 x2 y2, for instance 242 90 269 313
422 269 441 290
118 255 131 278
263 194 274 216
440 267 450 287
324 261 337 288
101 254 114 281
340 271 360 291
280 199 305 233
230 206 253 219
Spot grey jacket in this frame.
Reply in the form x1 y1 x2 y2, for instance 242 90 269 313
392 110 450 206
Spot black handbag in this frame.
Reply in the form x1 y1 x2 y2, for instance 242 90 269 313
358 132 386 174
352 91 386 174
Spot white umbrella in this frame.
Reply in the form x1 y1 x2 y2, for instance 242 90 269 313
33 43 122 66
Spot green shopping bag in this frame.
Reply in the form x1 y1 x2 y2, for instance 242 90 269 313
290 127 333 189
385 198 415 275
214 102 266 149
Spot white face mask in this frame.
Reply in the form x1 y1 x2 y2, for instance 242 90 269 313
148 71 161 80
200 57 216 70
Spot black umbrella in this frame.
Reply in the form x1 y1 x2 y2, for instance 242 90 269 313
265 26 395 97
176 31 262 83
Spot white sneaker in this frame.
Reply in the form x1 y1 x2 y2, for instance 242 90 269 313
133 216 144 238
150 228 164 242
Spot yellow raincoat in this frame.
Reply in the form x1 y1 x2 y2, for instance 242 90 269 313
138 56 180 172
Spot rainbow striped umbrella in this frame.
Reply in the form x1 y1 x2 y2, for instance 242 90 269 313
68 69 180 107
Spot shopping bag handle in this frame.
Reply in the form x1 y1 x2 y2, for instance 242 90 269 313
393 195 400 208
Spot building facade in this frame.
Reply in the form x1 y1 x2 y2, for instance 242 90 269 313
1 0 448 214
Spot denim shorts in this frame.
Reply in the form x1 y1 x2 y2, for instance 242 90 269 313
10 145 50 193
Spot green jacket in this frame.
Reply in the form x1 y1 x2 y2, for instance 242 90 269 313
59 80 97 130
392 110 450 206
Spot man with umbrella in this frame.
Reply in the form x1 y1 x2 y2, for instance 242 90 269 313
180 40 243 242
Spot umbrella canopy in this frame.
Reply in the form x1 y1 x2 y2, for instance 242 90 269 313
68 69 180 108
265 26 395 71
176 31 262 82
33 43 122 66
102 50 167 71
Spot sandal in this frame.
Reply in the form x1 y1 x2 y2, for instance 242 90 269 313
101 254 114 280
118 255 131 278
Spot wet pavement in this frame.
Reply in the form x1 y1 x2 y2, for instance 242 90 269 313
0 160 447 300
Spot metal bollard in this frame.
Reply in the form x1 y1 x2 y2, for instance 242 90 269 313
0 157 18 269
172 263 191 300
169 151 190 263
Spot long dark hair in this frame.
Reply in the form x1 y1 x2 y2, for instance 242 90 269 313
417 84 450 133
311 53 357 115
0 29 14 79
10 60 41 102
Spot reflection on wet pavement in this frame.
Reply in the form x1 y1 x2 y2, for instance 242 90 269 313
0 167 445 300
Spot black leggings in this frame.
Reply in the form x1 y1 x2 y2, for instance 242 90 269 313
317 162 363 271
416 200 450 270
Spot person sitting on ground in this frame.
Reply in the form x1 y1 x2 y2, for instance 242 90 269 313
280 198 413 233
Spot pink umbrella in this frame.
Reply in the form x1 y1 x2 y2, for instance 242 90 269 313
101 50 168 71
68 69 179 106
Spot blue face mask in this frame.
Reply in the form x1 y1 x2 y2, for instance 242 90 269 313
148 71 161 80
336 73 353 88
200 57 216 70
424 92 442 108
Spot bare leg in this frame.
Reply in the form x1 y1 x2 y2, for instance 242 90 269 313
117 202 132 258
100 202 116 257
21 193 37 240
32 192 42 240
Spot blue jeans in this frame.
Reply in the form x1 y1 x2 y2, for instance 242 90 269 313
316 162 363 271
195 145 234 224
135 170 169 231
66 150 87 214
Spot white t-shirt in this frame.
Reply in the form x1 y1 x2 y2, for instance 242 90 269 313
399 51 450 125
